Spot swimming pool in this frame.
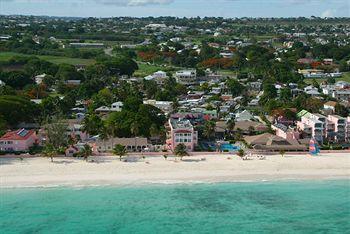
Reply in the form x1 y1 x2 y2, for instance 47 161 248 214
220 144 239 152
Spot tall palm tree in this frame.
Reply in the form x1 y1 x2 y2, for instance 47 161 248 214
174 143 188 161
203 121 216 140
113 144 127 161
130 121 140 137
107 122 118 149
99 125 109 152
226 119 235 137
81 144 93 161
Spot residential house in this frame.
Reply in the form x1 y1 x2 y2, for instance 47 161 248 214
271 124 300 143
143 100 173 114
66 119 89 141
332 90 350 102
323 101 337 114
0 129 38 152
34 73 47 84
175 70 197 85
166 118 198 152
245 133 307 151
95 102 123 114
235 110 255 122
234 121 268 134
144 71 168 85
304 85 320 96
248 81 262 91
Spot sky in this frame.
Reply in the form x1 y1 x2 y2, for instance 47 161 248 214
0 0 349 18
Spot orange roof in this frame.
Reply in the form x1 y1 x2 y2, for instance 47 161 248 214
0 129 35 141
324 101 337 107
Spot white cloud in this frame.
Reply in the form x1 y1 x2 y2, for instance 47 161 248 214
321 9 335 17
94 0 174 6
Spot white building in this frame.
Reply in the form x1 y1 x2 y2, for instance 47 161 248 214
143 100 173 114
175 70 197 85
34 73 47 84
144 71 168 85
95 102 123 114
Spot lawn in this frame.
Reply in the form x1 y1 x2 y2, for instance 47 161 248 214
0 52 95 65
304 72 350 84
134 62 178 77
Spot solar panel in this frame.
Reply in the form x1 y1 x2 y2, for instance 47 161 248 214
17 129 29 137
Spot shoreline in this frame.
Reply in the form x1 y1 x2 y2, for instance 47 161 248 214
1 153 349 188
1 177 349 190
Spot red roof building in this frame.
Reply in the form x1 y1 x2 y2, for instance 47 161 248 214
0 129 38 152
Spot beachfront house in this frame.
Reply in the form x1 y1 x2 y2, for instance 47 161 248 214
167 118 198 152
0 129 38 152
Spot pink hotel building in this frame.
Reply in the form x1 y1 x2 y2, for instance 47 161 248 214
167 118 198 151
297 113 349 144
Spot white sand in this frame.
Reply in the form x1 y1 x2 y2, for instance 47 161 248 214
0 153 349 188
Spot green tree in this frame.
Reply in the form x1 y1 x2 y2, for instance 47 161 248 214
226 79 245 96
237 149 245 159
42 144 56 162
44 116 69 149
174 143 188 160
226 119 235 137
82 114 103 136
280 149 286 158
113 144 127 161
81 144 93 161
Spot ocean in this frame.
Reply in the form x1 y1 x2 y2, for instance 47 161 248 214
1 180 349 234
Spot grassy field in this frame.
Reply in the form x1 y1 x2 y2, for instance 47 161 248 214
0 52 95 65
134 62 178 77
304 72 350 84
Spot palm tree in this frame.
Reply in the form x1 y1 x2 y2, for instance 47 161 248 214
113 144 127 161
280 149 285 158
42 144 56 162
130 121 140 137
237 149 245 159
107 123 118 149
203 121 216 140
174 143 188 160
81 144 93 161
99 125 109 152
227 119 235 137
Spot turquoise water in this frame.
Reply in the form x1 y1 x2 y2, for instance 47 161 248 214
1 180 349 233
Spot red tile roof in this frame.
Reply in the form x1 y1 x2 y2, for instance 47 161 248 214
0 129 36 141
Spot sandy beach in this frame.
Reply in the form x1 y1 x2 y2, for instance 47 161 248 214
1 153 349 188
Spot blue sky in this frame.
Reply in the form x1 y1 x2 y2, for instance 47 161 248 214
0 0 349 18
